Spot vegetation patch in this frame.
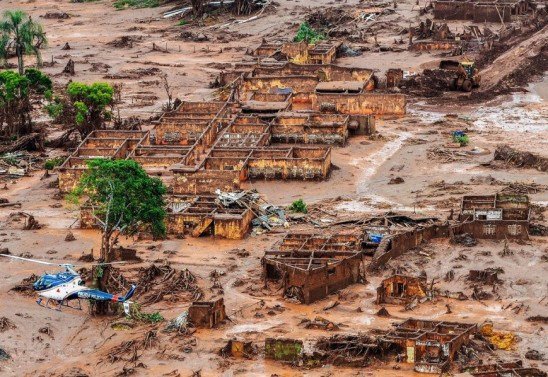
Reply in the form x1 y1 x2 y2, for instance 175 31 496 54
113 0 160 10
294 22 326 44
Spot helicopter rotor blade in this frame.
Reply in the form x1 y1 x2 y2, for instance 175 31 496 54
73 261 131 269
0 254 58 266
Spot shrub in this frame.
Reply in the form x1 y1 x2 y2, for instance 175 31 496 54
294 22 325 44
289 199 308 214
113 0 160 10
44 157 64 170
452 131 469 146
24 68 52 94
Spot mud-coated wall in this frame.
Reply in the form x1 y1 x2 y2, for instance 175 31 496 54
369 224 450 270
282 255 362 304
247 152 331 180
369 220 529 270
58 169 85 193
253 64 373 82
241 76 319 99
172 169 243 194
473 4 512 22
314 93 407 116
434 1 513 22
213 210 254 239
410 41 460 51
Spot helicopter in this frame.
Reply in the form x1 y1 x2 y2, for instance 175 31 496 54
0 254 136 314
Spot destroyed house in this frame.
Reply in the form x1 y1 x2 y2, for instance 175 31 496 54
57 130 148 193
80 193 256 239
313 334 392 367
263 250 363 304
459 194 530 239
188 298 227 328
433 0 533 22
466 361 547 377
277 232 364 252
230 62 405 117
382 319 477 373
376 275 428 305
252 40 339 65
166 195 255 239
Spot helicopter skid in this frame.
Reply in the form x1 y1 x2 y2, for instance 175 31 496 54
37 297 83 312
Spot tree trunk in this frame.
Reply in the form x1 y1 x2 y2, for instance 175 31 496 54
100 230 113 262
35 50 43 67
91 264 111 315
191 0 205 16
16 43 24 75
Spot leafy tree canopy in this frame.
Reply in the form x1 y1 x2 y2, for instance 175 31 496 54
66 82 114 126
24 68 52 94
0 70 30 102
0 69 50 136
73 159 167 240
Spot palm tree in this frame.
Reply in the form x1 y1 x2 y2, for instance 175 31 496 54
0 10 47 74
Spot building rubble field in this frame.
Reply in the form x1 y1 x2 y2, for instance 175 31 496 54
0 0 546 376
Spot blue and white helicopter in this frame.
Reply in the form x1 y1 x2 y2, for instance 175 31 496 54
1 254 136 314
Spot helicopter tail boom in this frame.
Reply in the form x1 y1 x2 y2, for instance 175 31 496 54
75 284 137 303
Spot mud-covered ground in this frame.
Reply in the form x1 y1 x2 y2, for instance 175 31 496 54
0 0 547 376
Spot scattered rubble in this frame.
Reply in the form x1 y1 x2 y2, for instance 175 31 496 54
0 317 16 332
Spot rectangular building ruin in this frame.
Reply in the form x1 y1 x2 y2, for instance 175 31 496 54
458 194 530 239
59 39 407 197
82 192 256 239
188 298 227 328
433 0 533 22
376 275 428 305
263 250 363 304
382 319 477 373
167 195 255 239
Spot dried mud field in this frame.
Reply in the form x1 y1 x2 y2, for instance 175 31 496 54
0 0 547 376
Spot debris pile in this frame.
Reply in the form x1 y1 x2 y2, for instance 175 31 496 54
6 212 41 230
494 145 548 172
452 232 478 247
313 334 388 367
300 316 339 331
0 317 16 332
96 264 203 307
134 265 203 305
10 274 39 295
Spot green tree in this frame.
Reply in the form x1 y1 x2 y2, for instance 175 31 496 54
67 82 114 137
0 10 47 74
71 159 167 262
0 69 51 136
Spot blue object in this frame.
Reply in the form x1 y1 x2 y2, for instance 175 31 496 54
369 234 383 244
